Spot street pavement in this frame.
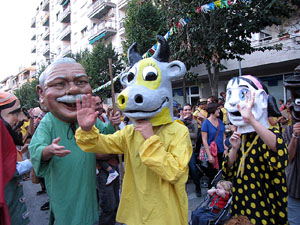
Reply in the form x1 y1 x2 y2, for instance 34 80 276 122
23 178 207 225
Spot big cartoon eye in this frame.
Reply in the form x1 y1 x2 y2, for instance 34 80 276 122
239 88 249 101
127 67 136 83
295 98 300 106
128 72 135 82
142 66 158 81
226 90 232 100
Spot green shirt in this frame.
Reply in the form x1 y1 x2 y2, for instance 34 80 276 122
29 112 115 225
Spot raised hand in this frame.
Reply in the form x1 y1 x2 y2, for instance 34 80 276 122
134 120 154 140
293 122 300 137
229 131 241 151
237 91 255 123
76 94 98 131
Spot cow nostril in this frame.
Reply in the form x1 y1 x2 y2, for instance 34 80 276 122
135 94 143 104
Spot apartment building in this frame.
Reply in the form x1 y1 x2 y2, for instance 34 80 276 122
30 0 127 68
0 67 37 93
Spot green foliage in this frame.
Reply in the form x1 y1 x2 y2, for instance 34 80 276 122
161 0 299 94
122 0 169 57
14 65 47 109
71 41 125 98
14 79 39 109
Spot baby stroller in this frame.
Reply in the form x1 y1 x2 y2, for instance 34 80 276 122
189 170 232 225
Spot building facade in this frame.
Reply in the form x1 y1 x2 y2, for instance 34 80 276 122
173 15 300 107
2 0 299 107
30 0 127 68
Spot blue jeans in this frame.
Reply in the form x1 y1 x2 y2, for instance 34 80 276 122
288 195 300 225
191 207 217 225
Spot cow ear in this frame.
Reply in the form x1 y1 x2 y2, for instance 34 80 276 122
167 60 186 81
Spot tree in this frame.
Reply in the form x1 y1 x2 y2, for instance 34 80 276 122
71 41 125 99
14 65 46 109
160 0 300 95
122 0 168 57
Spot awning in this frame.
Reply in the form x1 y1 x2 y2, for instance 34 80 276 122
89 32 106 45
61 0 69 6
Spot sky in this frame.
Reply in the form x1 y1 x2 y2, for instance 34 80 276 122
0 0 40 81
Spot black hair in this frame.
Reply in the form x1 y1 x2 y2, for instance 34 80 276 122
206 102 219 114
183 103 192 109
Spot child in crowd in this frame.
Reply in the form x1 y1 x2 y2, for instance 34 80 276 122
192 180 232 225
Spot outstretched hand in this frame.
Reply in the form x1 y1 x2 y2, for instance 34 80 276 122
237 91 255 124
229 131 241 151
76 94 98 131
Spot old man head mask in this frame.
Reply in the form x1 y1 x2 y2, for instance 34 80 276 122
37 58 92 123
225 75 281 134
117 35 186 126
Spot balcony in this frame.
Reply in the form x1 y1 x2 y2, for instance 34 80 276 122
31 33 36 41
118 0 128 11
119 18 125 37
31 45 36 53
88 0 116 20
42 13 50 26
42 28 50 41
42 0 50 11
58 5 71 23
59 25 71 41
43 44 50 56
61 46 72 57
89 20 117 44
31 17 36 28
59 0 69 6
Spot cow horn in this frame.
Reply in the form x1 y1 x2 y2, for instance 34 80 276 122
153 35 170 62
128 43 142 67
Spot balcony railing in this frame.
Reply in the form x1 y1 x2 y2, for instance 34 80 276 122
43 44 50 56
31 45 36 53
42 13 49 26
42 0 50 11
89 20 117 44
58 5 71 23
60 25 71 41
118 0 128 11
88 0 116 20
251 32 299 48
61 46 71 57
31 17 36 28
119 18 125 36
42 28 50 41
31 33 36 41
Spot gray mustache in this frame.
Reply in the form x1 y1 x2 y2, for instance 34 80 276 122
56 94 83 104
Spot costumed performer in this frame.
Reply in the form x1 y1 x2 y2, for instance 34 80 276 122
29 58 121 225
0 92 32 225
282 75 300 225
223 75 288 224
75 35 192 225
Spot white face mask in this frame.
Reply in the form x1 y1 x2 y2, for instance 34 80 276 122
224 77 269 134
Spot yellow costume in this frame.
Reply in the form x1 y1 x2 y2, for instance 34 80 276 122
75 122 192 225
193 109 208 128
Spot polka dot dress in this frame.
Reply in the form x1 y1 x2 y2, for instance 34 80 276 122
222 129 288 225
